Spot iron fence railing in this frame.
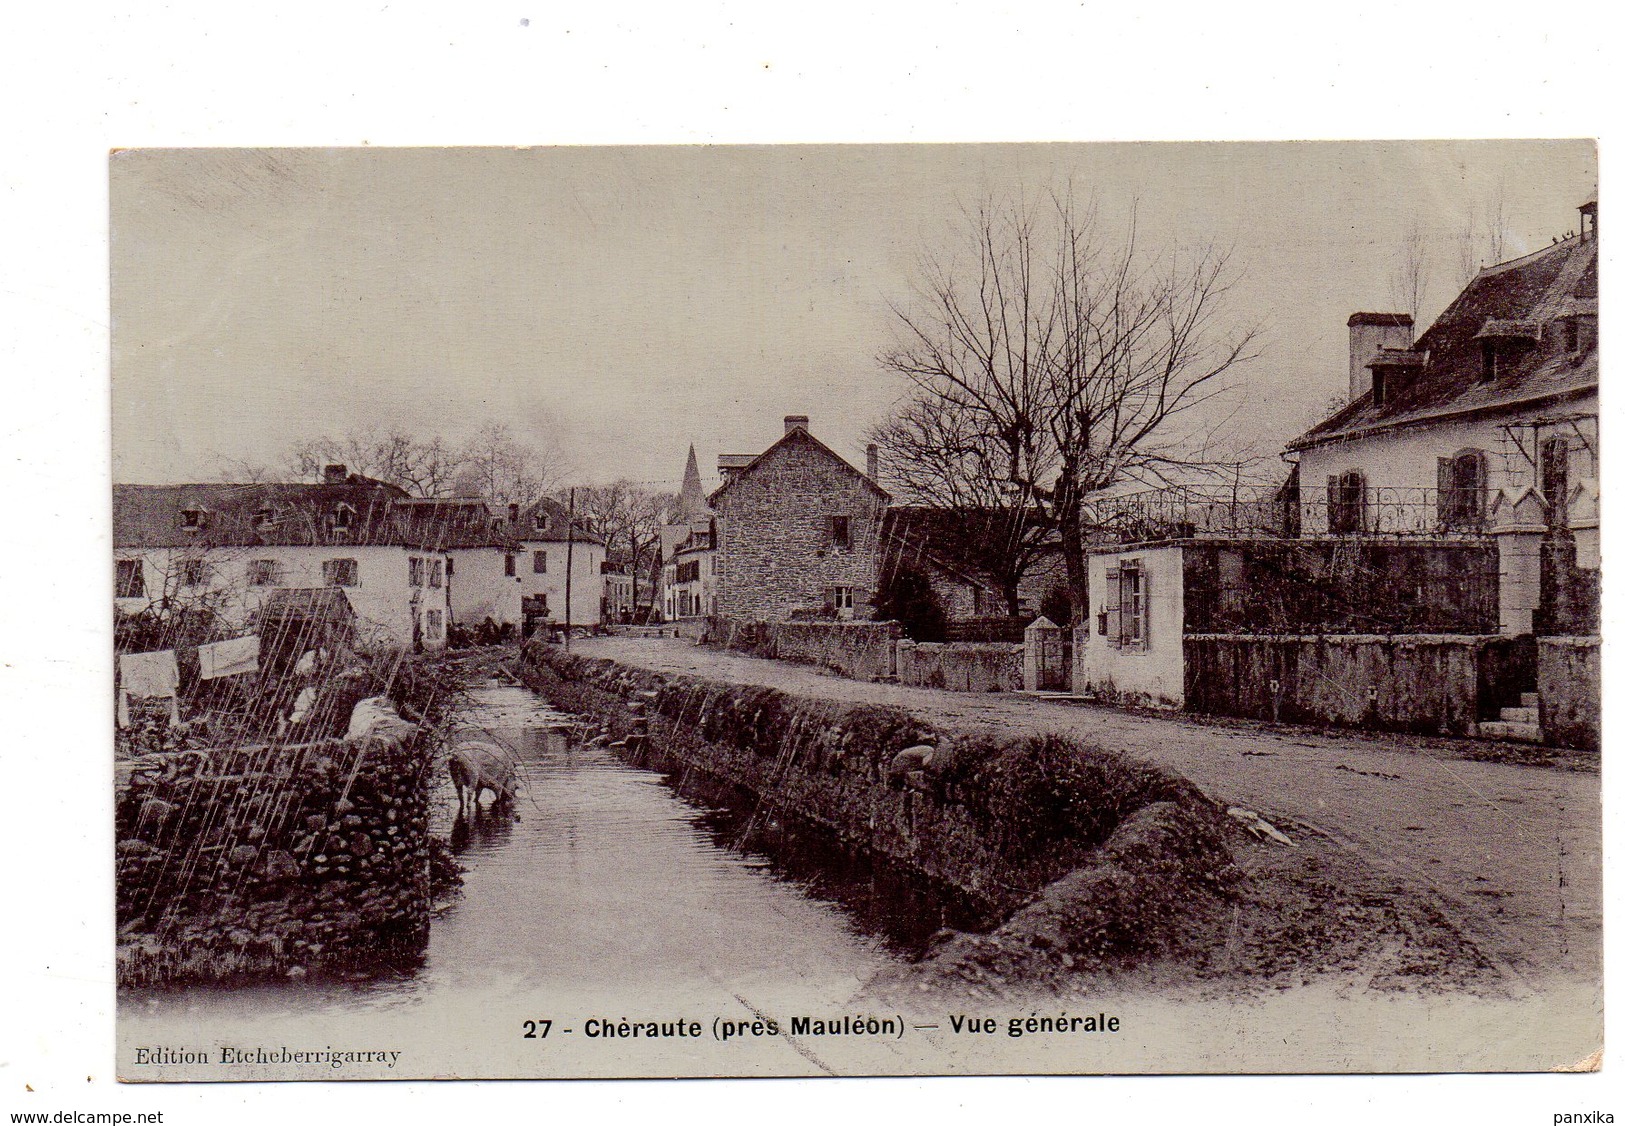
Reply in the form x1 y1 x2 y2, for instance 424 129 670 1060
1084 484 1484 542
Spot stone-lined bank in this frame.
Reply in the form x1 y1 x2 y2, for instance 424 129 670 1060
116 697 441 988
517 645 1241 986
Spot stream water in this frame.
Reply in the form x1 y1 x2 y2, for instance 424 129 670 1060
121 682 923 1055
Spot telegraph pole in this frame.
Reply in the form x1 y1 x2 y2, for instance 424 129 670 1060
564 487 575 651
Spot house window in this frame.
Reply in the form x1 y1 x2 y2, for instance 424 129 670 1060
252 507 275 530
115 559 145 599
333 503 355 531
1103 562 1149 649
180 506 206 530
430 560 444 588
534 511 550 532
1479 341 1499 383
830 515 851 550
323 558 359 587
246 559 280 587
533 550 548 574
504 553 516 577
409 557 426 587
1437 450 1487 531
179 559 209 587
833 586 855 618
445 557 454 577
424 610 444 641
1564 319 1581 354
1327 470 1367 535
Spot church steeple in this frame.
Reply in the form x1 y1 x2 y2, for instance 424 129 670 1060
677 443 708 518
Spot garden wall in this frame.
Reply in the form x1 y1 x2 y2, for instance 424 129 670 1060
896 640 1024 693
704 617 902 681
1539 636 1601 751
1183 633 1526 737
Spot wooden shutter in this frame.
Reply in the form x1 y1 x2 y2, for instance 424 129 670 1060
1104 567 1121 648
1138 568 1151 649
1436 457 1454 530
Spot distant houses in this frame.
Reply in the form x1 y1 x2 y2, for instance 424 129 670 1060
113 464 608 648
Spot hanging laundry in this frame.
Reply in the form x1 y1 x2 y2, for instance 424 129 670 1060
119 649 179 699
198 635 260 680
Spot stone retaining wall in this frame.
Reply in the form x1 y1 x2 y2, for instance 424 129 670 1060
704 617 902 681
518 648 1238 968
115 698 434 987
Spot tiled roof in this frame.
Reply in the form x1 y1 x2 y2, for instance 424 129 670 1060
706 428 889 504
515 497 606 546
1291 234 1599 450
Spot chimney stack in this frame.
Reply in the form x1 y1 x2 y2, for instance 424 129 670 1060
323 463 348 485
866 443 879 481
784 414 810 435
1346 313 1413 401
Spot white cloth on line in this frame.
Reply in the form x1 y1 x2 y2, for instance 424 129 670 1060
120 650 179 698
198 635 260 680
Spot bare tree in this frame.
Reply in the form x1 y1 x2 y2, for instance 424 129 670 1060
286 427 465 497
571 481 677 616
1388 216 1430 324
453 422 569 508
877 191 1262 614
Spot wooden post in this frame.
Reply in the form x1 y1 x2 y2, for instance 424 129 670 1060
564 487 575 651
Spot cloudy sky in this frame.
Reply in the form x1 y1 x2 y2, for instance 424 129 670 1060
111 141 1596 494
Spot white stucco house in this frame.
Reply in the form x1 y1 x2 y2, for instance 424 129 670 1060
114 467 454 650
515 498 607 630
1286 202 1597 559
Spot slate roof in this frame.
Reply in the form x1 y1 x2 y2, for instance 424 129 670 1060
114 479 519 550
1290 232 1599 450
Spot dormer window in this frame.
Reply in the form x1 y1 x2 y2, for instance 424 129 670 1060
333 502 356 531
252 507 276 530
1564 318 1581 354
180 506 208 531
1479 341 1500 383
533 511 550 532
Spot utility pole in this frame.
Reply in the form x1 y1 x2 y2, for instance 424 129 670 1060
564 487 575 651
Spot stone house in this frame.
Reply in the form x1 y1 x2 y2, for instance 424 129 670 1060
709 415 889 621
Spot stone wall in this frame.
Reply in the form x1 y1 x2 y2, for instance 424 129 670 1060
1538 636 1601 751
115 698 434 987
897 640 1024 693
712 430 886 621
1182 633 1525 737
518 649 1237 954
1181 539 1498 635
707 617 902 681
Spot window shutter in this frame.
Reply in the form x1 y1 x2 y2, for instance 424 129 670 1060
1436 457 1454 528
1104 567 1121 648
1139 569 1151 649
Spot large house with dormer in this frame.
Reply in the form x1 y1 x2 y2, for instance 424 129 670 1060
114 466 460 649
1286 200 1598 575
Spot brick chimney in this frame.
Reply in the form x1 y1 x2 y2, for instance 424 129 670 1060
866 443 879 481
323 463 348 484
784 414 810 435
1347 313 1413 401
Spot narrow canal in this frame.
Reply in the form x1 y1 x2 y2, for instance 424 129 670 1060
122 680 917 1071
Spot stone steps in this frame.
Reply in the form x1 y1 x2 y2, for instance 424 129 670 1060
1478 719 1543 743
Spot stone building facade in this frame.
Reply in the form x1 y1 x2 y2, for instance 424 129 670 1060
710 416 889 622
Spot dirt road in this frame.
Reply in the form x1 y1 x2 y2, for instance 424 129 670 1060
570 636 1600 989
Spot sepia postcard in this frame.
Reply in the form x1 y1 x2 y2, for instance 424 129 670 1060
110 141 1600 1081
